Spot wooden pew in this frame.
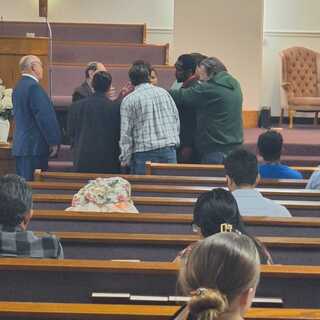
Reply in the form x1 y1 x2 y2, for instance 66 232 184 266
35 231 320 265
0 258 318 308
29 210 320 237
1 303 320 320
34 170 308 189
29 181 320 201
32 193 320 217
145 162 318 179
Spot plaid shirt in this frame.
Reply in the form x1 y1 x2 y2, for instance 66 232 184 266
0 225 64 259
119 83 180 165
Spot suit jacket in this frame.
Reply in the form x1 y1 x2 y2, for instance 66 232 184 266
68 92 121 173
12 76 61 157
72 81 93 103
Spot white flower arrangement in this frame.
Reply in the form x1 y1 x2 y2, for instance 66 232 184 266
0 79 13 120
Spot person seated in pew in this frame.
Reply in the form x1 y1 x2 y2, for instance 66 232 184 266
173 232 260 320
257 130 303 180
0 174 63 258
72 61 117 102
175 188 272 264
68 71 121 173
66 177 139 213
224 148 292 217
306 166 320 189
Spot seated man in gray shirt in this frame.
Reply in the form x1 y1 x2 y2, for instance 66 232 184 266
0 174 64 258
224 148 291 217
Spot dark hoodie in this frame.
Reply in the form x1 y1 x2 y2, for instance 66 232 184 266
170 71 243 157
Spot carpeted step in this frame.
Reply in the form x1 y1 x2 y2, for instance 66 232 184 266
52 64 175 107
0 21 145 43
53 42 168 65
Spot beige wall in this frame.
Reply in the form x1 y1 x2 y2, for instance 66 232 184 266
174 0 264 110
0 0 174 54
263 0 320 116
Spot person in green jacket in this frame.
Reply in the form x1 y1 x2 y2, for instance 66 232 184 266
169 57 243 164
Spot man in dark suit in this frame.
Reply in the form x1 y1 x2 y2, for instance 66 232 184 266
68 71 120 173
72 61 117 102
12 55 61 181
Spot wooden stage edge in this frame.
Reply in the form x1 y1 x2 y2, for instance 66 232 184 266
243 110 259 128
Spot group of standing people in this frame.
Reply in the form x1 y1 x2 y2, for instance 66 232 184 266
67 53 243 175
12 52 243 180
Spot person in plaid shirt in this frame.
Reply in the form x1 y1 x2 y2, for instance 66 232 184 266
0 174 63 258
119 61 180 174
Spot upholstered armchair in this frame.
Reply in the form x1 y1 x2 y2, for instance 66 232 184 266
280 47 320 128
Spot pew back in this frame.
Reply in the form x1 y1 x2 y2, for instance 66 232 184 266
34 231 320 265
1 303 320 320
31 193 320 217
29 210 320 237
34 170 308 188
145 162 318 179
0 259 318 308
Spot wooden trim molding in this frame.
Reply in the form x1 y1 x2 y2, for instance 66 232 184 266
243 110 259 128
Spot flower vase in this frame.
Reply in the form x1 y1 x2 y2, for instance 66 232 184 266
0 117 10 143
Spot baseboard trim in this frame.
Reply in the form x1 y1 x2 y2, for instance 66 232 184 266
243 110 259 128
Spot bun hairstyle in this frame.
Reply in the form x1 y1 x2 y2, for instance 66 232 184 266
189 288 228 320
178 233 260 320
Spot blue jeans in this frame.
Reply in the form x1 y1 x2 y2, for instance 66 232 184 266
201 151 225 164
131 146 177 174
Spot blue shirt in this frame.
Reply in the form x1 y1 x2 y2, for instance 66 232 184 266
259 163 303 180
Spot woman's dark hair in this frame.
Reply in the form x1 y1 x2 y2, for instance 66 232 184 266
193 188 271 264
178 232 260 320
193 188 245 237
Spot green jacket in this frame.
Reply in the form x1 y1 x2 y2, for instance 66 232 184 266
170 71 243 156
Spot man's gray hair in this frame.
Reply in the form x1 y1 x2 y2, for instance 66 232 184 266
19 55 39 73
200 57 227 79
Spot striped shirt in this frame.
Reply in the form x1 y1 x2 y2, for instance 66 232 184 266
119 83 180 165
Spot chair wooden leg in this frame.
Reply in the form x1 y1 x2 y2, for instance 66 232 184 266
289 110 295 129
314 112 319 125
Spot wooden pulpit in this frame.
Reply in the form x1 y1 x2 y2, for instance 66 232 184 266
0 36 49 90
